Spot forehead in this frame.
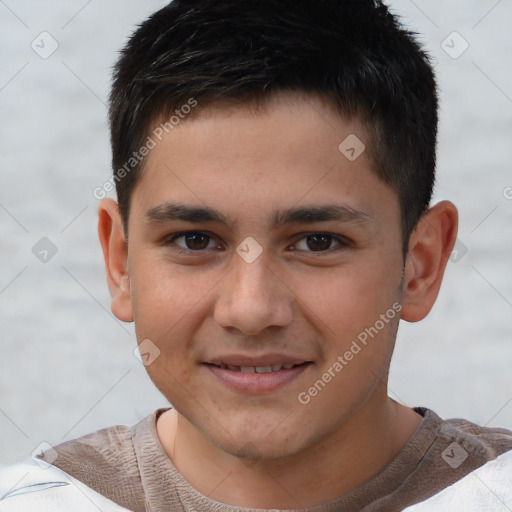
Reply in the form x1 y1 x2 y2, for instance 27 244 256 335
148 92 369 167
130 92 399 230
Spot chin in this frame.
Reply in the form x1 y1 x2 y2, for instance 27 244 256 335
155 381 322 462
215 434 302 462
203 416 312 463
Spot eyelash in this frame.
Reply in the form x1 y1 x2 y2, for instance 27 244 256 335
162 231 351 255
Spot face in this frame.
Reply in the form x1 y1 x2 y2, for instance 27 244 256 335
124 93 406 460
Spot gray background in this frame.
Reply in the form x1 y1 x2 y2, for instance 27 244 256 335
0 0 511 465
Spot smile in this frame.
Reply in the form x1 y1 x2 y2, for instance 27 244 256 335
203 361 312 394
209 363 299 373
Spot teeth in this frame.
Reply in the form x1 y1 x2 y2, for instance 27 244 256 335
255 366 273 374
218 363 298 373
214 362 301 372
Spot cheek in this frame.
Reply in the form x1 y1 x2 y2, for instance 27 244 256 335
289 259 400 337
130 262 202 399
129 259 220 400
129 256 211 336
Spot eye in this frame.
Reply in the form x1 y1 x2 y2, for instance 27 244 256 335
293 233 348 253
163 231 350 255
166 231 221 252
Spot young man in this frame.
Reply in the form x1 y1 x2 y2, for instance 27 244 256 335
1 0 511 510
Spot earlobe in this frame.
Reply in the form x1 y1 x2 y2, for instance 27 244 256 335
401 201 458 322
97 199 134 322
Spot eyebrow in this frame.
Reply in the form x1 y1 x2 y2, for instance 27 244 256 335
145 202 373 228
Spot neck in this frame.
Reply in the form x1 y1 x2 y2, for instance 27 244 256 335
157 394 422 509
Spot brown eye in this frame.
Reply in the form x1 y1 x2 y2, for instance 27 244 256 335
183 233 210 250
306 234 333 251
293 233 348 253
167 232 219 252
295 234 335 252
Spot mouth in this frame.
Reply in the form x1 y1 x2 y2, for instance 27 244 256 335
202 360 313 394
206 362 304 374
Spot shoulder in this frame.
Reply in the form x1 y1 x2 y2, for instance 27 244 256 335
440 413 512 457
1 410 168 512
404 448 512 511
0 457 131 511
40 421 139 475
414 407 512 462
403 409 512 511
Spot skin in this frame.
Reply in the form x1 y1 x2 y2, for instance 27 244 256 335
98 92 458 509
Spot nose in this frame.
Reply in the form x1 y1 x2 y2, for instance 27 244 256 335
214 252 294 336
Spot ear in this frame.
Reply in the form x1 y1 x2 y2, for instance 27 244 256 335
401 201 458 322
97 198 133 322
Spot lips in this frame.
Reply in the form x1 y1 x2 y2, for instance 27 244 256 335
206 354 308 368
203 358 313 394
208 362 300 373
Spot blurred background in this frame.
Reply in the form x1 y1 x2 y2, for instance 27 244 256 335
0 0 511 465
